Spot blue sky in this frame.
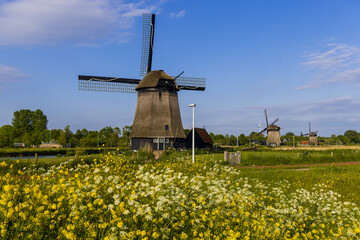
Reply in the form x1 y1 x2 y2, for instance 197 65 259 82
0 0 360 137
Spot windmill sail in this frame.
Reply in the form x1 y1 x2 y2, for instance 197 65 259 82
140 13 155 76
78 75 140 93
175 76 206 91
78 13 206 94
264 109 269 127
79 79 138 93
270 118 279 126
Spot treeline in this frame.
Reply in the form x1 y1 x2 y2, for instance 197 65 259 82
0 109 131 148
1 109 360 148
208 130 360 146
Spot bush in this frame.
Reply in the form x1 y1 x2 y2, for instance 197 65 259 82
65 150 75 156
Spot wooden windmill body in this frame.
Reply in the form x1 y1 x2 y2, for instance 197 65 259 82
78 14 205 150
130 70 187 150
258 109 281 146
305 122 318 146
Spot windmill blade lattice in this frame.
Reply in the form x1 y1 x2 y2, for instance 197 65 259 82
79 79 138 93
175 76 206 91
140 13 155 77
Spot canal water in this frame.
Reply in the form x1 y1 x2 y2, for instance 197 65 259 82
0 155 62 160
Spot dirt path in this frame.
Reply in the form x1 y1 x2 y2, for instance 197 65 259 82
236 161 360 169
274 146 360 151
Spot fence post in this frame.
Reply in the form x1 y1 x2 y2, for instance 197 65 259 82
224 151 228 162
331 152 333 157
236 151 241 165
35 153 38 163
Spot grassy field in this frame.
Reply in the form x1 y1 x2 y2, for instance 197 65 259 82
212 149 360 166
237 164 360 205
0 147 122 157
0 151 360 239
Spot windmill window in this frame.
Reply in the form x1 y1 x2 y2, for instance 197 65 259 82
159 92 162 99
165 125 169 131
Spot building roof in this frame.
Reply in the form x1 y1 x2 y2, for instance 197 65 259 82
136 70 179 91
195 128 214 144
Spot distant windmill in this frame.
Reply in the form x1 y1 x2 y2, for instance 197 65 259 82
304 122 318 145
258 109 281 146
78 13 206 151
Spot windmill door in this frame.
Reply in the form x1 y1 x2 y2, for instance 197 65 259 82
158 138 165 150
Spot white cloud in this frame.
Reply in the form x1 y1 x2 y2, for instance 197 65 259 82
298 43 360 90
0 64 26 83
0 64 26 90
169 10 185 18
0 0 159 46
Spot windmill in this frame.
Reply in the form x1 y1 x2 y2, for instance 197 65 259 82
304 122 318 145
78 13 206 151
257 109 281 146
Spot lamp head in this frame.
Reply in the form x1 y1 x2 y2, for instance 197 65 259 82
187 104 196 107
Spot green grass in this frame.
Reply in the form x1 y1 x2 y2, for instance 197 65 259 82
0 154 103 176
0 147 123 157
236 164 360 205
212 149 360 166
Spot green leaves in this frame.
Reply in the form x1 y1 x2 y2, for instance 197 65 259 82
11 109 48 146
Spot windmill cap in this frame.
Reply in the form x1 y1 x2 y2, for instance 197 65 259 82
267 124 280 131
136 70 179 91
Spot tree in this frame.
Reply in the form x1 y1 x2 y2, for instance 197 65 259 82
119 125 132 148
238 134 248 145
344 130 360 144
58 126 77 147
33 109 48 132
329 134 338 145
100 126 121 147
79 131 99 147
21 133 32 146
229 135 237 146
0 125 15 147
209 133 226 145
12 109 33 137
338 135 351 145
12 109 48 145
283 132 295 139
248 132 259 140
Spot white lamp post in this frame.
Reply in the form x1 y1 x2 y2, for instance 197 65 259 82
293 135 295 149
187 104 196 163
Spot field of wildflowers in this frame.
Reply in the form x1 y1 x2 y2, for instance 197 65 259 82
1 152 360 239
